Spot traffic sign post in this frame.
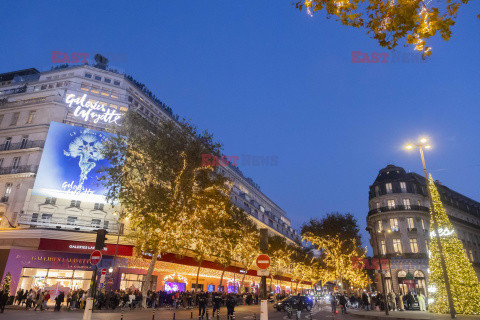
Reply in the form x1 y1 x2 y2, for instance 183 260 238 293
84 250 103 320
256 254 271 270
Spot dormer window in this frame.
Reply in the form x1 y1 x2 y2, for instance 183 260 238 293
400 182 407 193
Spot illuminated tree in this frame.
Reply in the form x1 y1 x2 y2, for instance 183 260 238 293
296 0 474 57
233 215 260 292
302 213 368 291
101 112 224 306
267 235 294 291
427 175 480 314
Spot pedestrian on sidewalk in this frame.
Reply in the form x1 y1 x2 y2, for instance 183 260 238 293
397 292 404 311
197 291 207 319
418 293 426 311
0 288 8 313
339 294 347 314
226 294 236 320
329 293 337 314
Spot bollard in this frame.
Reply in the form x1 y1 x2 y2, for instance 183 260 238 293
233 311 236 320
217 309 219 319
173 312 176 320
310 309 313 320
206 309 209 320
120 309 124 320
191 311 193 319
152 308 155 320
253 313 256 320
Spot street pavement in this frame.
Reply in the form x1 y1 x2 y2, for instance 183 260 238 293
1 304 479 320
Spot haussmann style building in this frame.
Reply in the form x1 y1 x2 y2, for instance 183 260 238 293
366 164 480 296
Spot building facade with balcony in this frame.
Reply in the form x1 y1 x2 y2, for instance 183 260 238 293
366 164 480 296
0 63 302 296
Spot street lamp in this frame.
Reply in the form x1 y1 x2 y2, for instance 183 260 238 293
366 226 389 315
405 137 456 318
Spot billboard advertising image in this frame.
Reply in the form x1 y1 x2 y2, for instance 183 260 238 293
33 122 112 203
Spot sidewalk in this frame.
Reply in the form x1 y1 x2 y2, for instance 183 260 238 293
349 309 479 320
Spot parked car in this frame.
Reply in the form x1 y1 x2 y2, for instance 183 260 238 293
274 296 313 311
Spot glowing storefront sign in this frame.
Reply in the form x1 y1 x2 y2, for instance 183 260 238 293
430 228 454 238
65 93 123 125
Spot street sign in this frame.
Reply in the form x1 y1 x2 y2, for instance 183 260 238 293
107 278 114 286
101 268 107 275
257 269 269 276
90 250 102 265
256 254 271 269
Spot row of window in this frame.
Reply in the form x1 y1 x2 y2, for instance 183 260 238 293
377 217 428 232
374 182 426 197
1 135 32 151
80 82 120 99
374 198 422 210
33 81 69 92
31 213 109 229
378 237 425 254
84 72 121 86
44 72 74 81
0 157 22 170
0 110 36 127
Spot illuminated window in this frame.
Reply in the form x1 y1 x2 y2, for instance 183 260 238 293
27 110 36 124
469 250 474 262
421 219 426 230
376 202 380 209
110 104 118 109
377 220 383 232
400 182 407 193
407 217 415 229
4 183 12 199
120 106 128 112
101 88 110 96
403 198 411 209
111 90 119 99
387 199 395 209
410 238 418 253
393 239 402 253
386 183 393 194
390 218 399 230
80 82 90 91
380 240 386 255
417 200 421 206
90 86 100 94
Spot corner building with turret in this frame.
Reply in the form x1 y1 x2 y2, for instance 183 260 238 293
366 165 480 296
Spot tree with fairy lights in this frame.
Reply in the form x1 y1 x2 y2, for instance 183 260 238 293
296 0 474 58
427 175 480 314
235 217 260 292
101 112 225 307
302 213 368 292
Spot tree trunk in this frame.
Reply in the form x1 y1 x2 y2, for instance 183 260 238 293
195 260 202 291
269 276 273 293
240 272 247 292
218 267 226 292
142 252 158 308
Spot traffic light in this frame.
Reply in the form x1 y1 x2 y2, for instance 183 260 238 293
95 229 107 250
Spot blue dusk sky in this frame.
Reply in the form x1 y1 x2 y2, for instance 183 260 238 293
1 1 479 252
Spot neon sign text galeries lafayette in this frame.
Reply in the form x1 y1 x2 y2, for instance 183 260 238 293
65 93 123 125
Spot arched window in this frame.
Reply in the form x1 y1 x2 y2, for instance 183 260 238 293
414 270 424 278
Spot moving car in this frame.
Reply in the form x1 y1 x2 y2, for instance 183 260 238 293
273 296 313 311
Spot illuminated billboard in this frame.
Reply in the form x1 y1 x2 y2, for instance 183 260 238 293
33 122 112 203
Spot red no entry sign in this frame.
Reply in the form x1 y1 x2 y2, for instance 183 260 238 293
90 250 102 265
107 278 114 286
256 254 271 269
101 268 107 275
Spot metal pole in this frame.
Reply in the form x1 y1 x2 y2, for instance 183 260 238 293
372 230 389 315
418 146 456 318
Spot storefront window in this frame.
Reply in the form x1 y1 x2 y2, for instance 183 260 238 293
120 273 157 291
17 268 92 297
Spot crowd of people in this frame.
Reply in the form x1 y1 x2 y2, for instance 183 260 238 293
9 287 257 312
326 290 427 314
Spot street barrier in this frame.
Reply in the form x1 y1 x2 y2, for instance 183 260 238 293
152 308 155 320
120 308 124 320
